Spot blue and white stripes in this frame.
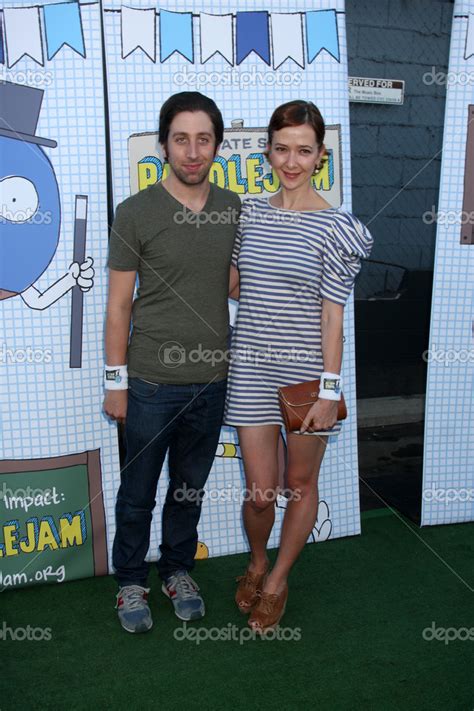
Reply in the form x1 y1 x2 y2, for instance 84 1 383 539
224 198 373 430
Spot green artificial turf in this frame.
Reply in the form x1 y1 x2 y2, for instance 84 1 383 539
1 512 472 710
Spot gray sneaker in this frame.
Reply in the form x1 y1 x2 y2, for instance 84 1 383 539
162 571 205 621
116 585 153 633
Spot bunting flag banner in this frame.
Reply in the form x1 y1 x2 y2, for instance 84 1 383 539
3 6 44 68
422 0 474 526
306 9 340 63
236 11 270 65
159 9 193 62
200 12 233 65
0 3 342 69
271 12 305 69
121 5 156 61
43 1 85 60
464 12 474 60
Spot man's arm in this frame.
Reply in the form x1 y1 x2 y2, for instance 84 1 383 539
103 269 136 424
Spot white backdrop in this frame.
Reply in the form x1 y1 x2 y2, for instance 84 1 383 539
422 0 474 526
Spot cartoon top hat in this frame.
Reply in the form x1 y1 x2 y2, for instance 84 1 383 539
0 81 57 148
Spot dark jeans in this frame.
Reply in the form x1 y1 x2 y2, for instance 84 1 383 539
112 376 226 586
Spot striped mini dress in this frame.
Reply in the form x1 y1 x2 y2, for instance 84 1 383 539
224 198 373 434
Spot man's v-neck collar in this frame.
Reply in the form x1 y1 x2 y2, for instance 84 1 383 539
157 180 214 215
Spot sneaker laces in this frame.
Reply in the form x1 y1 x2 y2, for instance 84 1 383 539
117 585 149 610
170 573 199 600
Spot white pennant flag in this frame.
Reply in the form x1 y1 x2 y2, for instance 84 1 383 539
465 13 474 60
200 13 233 65
271 13 304 69
4 7 43 68
121 6 156 62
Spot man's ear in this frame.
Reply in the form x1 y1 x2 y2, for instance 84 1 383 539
214 142 222 157
159 142 168 161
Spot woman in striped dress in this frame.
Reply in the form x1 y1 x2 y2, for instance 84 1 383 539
225 100 373 633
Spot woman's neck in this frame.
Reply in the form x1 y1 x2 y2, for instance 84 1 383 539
271 185 331 212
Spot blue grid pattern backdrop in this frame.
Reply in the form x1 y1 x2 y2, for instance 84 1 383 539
103 0 362 562
0 1 121 577
422 0 474 525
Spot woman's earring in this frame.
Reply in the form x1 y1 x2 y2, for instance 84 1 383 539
313 156 325 174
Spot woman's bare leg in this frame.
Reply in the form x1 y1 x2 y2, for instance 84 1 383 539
237 425 281 573
262 433 328 595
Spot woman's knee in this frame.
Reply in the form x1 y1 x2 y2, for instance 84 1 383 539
245 489 277 513
286 470 319 498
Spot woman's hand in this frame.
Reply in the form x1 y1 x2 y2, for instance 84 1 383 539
300 399 339 434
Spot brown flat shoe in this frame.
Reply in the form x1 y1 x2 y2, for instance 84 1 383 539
248 584 288 634
235 566 269 614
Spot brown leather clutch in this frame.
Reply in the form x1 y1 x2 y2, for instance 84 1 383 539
277 379 347 433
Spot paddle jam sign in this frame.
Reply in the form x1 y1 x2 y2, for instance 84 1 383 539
0 453 107 590
128 125 343 205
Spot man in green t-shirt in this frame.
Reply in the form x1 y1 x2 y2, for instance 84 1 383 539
103 92 241 634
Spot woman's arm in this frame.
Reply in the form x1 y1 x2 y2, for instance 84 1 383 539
299 299 344 433
229 264 240 300
320 299 344 373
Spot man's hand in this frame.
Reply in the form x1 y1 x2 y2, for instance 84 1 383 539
103 390 128 424
299 399 339 434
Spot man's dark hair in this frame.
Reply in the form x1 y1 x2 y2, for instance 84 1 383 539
159 92 224 150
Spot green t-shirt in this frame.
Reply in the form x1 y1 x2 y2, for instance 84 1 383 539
107 181 241 384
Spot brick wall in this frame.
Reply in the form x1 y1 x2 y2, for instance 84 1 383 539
346 0 453 273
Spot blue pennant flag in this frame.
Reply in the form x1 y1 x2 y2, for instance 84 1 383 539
160 10 193 62
236 11 270 65
43 1 85 61
306 9 340 63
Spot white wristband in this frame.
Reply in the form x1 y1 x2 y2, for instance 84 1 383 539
104 364 128 390
319 371 342 401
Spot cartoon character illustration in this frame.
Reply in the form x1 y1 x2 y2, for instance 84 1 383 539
0 82 94 367
460 105 474 245
195 541 209 560
216 442 241 459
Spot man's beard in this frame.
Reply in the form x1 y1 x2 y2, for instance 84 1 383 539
167 160 212 186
